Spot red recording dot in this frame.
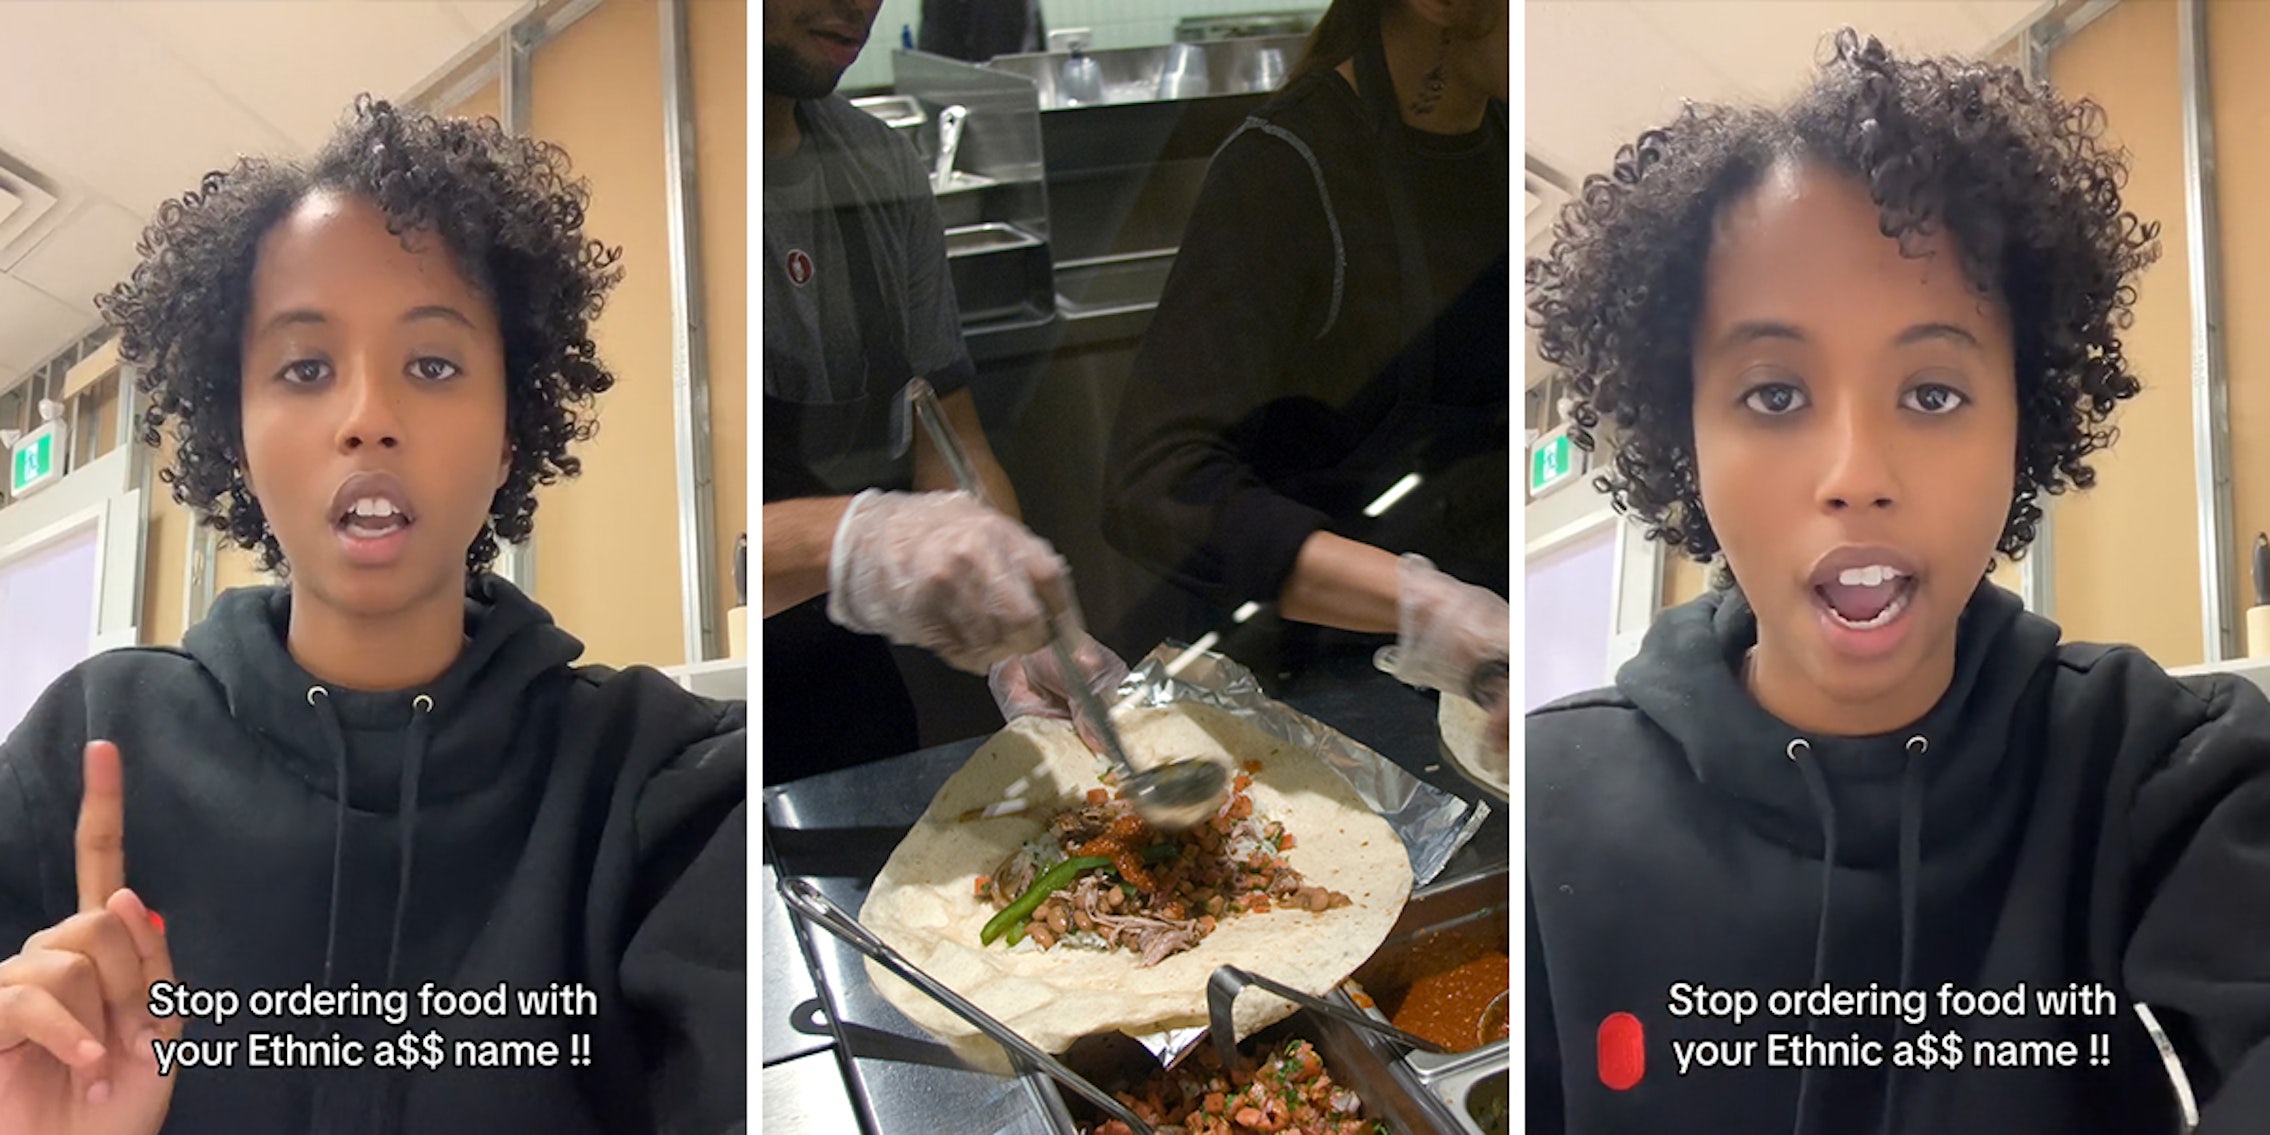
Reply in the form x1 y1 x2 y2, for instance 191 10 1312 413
147 910 165 935
1597 1012 1646 1091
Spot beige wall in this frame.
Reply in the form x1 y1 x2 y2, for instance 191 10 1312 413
527 0 681 668
2208 0 2270 644
694 0 750 615
517 0 748 669
1663 555 1708 609
2046 0 2203 663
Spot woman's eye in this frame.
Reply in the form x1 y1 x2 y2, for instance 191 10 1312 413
280 359 330 384
1740 383 1807 416
1904 383 1968 414
410 357 461 382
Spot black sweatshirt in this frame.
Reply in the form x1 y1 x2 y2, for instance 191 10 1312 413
1104 67 1510 615
0 577 746 1134
1528 581 2270 1134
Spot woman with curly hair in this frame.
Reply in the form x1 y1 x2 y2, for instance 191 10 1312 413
1527 31 2270 1135
0 98 744 1134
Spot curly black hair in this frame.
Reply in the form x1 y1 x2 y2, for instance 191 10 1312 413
96 94 624 575
1526 29 2160 565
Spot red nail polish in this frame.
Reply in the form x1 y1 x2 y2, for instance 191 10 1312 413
146 910 165 935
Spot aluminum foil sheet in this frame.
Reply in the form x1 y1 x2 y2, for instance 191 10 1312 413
1119 643 1489 886
1113 643 1492 1066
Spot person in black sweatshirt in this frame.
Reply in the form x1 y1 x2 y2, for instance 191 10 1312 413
0 97 745 1135
1525 29 2270 1135
1103 0 1511 741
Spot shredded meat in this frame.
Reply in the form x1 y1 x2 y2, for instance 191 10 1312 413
1050 804 1117 848
1069 873 1113 921
1091 911 1205 968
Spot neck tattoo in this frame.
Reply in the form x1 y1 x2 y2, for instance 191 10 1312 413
1410 28 1451 116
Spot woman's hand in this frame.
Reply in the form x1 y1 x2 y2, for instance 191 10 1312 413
0 741 180 1135
1387 555 1512 756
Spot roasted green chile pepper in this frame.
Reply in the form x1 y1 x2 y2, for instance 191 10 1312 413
982 855 1112 945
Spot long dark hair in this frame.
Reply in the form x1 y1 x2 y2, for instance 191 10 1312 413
1291 0 1388 82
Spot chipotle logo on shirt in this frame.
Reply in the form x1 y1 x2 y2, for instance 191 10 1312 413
786 249 814 286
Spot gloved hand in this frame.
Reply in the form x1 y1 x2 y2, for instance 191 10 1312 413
826 489 1067 673
990 633 1131 756
1385 554 1510 755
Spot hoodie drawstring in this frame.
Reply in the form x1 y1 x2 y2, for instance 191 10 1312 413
303 684 436 1134
388 696 432 989
1787 734 1932 1135
306 685 349 1135
1879 736 1930 1135
307 687 349 989
1786 738 1837 1135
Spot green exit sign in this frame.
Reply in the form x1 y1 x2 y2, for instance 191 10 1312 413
1530 427 1582 495
10 423 59 498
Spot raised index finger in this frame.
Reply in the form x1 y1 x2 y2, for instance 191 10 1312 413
76 741 126 913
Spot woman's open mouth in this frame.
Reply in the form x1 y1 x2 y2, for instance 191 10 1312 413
1816 564 1916 631
339 497 411 539
328 479 419 568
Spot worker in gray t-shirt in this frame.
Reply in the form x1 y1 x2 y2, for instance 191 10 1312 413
760 0 1122 782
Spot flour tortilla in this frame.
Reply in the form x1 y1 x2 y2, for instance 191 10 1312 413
1439 693 1508 801
859 702 1412 1070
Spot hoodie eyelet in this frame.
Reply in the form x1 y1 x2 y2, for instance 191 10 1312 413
1786 739 1810 762
306 686 329 706
1907 736 1929 757
413 695 434 713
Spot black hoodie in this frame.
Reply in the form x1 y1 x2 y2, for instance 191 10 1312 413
1528 581 2270 1134
0 577 746 1134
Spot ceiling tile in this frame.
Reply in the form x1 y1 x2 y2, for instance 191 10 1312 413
0 2 288 216
9 199 147 316
0 271 91 376
1525 0 1741 176
110 0 496 152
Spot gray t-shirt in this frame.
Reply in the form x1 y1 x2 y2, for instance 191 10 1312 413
762 96 971 411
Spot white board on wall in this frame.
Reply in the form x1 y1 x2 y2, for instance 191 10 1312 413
0 518 100 741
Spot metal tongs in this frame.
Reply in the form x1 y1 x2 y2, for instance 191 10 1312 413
778 877 1158 1135
905 379 1229 830
1205 965 1451 1072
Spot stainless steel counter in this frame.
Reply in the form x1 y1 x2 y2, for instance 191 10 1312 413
760 658 1509 1134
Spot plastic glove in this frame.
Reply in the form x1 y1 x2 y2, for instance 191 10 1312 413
990 633 1131 755
1385 554 1511 755
826 489 1067 673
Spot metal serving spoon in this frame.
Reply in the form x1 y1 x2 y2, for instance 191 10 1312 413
906 379 1229 831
